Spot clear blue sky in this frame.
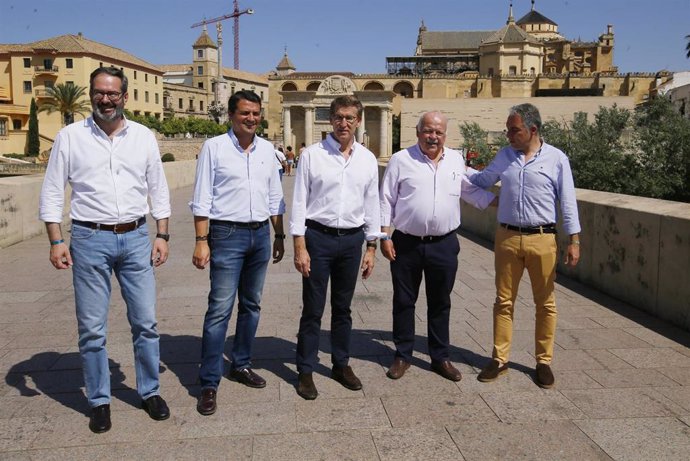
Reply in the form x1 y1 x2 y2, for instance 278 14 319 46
1 0 688 75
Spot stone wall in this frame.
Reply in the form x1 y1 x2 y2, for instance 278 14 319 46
156 138 206 161
0 160 197 249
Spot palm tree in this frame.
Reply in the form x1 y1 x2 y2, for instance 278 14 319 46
686 34 690 59
38 82 92 126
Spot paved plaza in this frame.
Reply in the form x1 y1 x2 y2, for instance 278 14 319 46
1 176 690 460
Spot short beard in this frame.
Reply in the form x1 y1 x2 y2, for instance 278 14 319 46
92 104 124 123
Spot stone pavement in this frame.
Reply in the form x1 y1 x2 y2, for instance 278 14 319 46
1 176 690 460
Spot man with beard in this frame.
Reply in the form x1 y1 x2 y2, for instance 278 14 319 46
191 90 285 416
290 95 380 400
380 111 496 382
39 66 171 433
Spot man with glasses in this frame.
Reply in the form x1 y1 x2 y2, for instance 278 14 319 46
39 66 171 433
191 90 285 416
380 111 496 382
290 95 380 400
469 103 581 389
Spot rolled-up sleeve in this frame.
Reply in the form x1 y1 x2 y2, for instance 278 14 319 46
268 162 285 216
146 135 171 220
189 140 214 217
363 164 381 241
39 131 69 223
379 156 399 228
289 150 309 236
558 157 581 235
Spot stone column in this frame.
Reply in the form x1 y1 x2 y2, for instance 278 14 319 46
379 107 390 158
304 106 314 146
356 108 366 144
283 106 291 148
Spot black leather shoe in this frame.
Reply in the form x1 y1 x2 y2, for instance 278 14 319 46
197 388 217 416
229 368 267 388
536 363 555 389
331 365 363 390
89 404 111 434
431 360 463 382
142 395 170 421
477 359 509 383
297 373 318 400
387 357 411 380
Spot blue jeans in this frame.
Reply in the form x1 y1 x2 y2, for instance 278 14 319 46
70 222 160 408
198 221 271 390
296 227 364 373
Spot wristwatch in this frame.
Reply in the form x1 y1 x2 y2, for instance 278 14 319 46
274 233 286 239
366 241 377 249
156 233 170 241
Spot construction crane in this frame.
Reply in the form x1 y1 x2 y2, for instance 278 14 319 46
191 1 254 70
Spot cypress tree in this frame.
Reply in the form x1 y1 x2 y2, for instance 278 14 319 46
27 98 40 156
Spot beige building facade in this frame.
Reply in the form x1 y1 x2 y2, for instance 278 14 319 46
266 2 667 158
0 33 163 155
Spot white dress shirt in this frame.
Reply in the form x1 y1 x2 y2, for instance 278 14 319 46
39 117 171 224
290 134 380 240
380 144 495 237
274 149 286 170
190 130 285 221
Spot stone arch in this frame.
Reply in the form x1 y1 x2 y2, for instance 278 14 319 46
306 81 320 91
393 81 414 98
282 82 297 91
363 81 385 91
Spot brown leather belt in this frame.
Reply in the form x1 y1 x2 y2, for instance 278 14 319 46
72 217 146 233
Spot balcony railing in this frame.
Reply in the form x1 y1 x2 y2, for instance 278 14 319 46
34 65 59 73
34 89 52 98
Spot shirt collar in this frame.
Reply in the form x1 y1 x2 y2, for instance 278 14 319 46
88 115 129 138
229 128 256 153
326 133 358 155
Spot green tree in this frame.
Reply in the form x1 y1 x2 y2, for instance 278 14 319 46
38 83 91 126
26 98 40 156
459 121 493 167
392 114 401 152
631 96 690 201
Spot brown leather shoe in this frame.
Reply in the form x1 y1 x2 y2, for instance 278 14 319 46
229 368 266 388
197 388 217 416
535 363 555 389
431 360 462 382
387 357 411 380
477 359 509 383
297 373 318 400
331 365 362 390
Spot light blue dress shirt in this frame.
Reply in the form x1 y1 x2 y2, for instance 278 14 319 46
468 142 581 236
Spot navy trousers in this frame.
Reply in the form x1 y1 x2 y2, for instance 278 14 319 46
296 227 364 373
390 230 460 362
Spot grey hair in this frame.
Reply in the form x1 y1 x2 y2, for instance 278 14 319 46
509 103 542 132
416 111 447 132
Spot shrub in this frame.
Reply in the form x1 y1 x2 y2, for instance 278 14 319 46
161 153 175 162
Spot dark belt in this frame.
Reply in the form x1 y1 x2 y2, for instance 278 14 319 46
72 217 146 233
397 230 455 242
500 223 556 234
210 219 268 230
306 219 363 236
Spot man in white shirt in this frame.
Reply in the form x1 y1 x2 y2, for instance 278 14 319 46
290 95 380 400
39 67 171 433
191 90 285 416
380 111 496 381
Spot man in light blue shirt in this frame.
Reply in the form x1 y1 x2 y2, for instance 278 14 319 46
190 90 285 415
469 103 580 389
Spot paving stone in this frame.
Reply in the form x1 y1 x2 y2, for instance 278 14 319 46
653 386 690 413
372 426 461 461
448 419 613 461
562 388 685 418
295 397 390 432
556 328 654 350
607 347 690 368
575 417 690 460
382 393 497 427
658 366 690 385
480 389 585 422
253 430 378 460
584 367 679 388
0 416 48 451
24 437 253 461
177 401 296 438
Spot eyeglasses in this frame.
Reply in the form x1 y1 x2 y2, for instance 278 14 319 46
92 90 123 101
332 114 358 124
